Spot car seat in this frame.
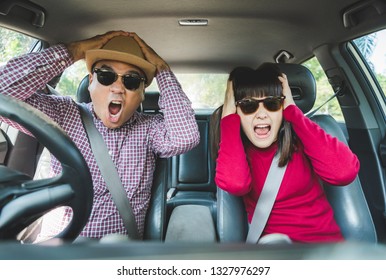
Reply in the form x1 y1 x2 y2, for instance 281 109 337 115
164 112 218 242
217 63 377 243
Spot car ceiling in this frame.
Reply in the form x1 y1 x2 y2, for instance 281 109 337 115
0 0 385 73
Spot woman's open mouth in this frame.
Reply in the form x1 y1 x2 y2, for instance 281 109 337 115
254 124 271 138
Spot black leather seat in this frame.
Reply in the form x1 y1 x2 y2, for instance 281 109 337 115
141 97 218 241
76 76 92 103
217 63 377 243
0 126 12 165
166 113 217 218
310 114 377 242
164 112 218 241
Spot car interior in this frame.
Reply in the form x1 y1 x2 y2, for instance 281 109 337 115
1 0 386 260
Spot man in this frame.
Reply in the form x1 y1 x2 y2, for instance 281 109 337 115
0 31 200 240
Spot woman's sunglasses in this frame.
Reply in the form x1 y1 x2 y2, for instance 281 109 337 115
235 96 285 114
93 68 146 91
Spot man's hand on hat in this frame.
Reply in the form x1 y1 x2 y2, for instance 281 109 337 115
66 31 129 62
130 33 170 73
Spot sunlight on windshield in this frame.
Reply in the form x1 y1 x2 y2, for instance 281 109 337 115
147 74 228 110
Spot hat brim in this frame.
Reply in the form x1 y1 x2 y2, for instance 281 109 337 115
86 49 156 86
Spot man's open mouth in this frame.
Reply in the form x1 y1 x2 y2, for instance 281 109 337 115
109 101 122 116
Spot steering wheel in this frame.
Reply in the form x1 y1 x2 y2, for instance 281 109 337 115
0 94 93 242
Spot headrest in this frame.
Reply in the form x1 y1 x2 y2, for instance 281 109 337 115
75 75 160 113
276 63 316 114
76 75 91 103
141 91 160 113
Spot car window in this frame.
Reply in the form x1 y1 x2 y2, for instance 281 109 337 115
146 73 227 110
0 26 38 65
55 60 88 98
302 58 344 122
352 29 386 103
0 26 39 144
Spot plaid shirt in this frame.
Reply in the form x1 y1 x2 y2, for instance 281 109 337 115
0 45 199 239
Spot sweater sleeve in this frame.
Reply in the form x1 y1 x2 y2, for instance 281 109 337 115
215 114 252 195
284 104 360 185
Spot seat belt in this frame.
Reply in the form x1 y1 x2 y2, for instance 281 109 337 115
246 153 287 243
306 84 344 118
77 103 140 240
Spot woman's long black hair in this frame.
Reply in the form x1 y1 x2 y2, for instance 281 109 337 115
210 63 298 167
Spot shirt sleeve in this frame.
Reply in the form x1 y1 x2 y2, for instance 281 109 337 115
148 71 200 157
0 45 74 134
214 114 252 196
284 104 360 185
0 44 73 100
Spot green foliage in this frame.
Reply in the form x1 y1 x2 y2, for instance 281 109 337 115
353 31 386 103
0 27 37 63
376 73 386 94
303 58 344 121
56 61 88 98
353 34 377 71
177 74 227 109
147 73 227 109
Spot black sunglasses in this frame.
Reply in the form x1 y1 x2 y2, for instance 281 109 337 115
235 96 285 114
93 68 146 91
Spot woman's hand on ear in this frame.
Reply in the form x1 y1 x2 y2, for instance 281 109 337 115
222 80 237 118
278 73 295 109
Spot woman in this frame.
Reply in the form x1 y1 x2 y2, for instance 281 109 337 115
212 63 360 243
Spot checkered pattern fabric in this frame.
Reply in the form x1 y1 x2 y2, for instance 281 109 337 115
0 45 199 238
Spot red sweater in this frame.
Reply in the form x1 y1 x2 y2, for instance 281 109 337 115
215 105 360 243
